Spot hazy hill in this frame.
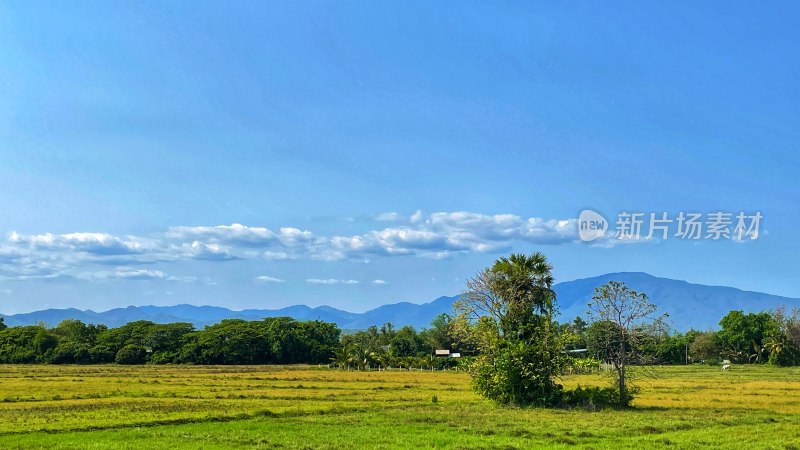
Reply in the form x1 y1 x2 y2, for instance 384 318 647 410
2 273 797 330
555 272 799 330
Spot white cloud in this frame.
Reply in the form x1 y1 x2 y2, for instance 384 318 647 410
167 223 314 248
306 278 337 285
167 223 278 246
315 212 577 260
376 212 404 222
306 278 359 285
264 251 292 260
0 247 75 281
78 268 202 282
83 268 167 281
114 268 167 280
371 279 388 285
167 275 200 283
9 231 154 256
279 227 315 244
1 210 588 281
1 288 12 295
184 241 238 261
256 275 285 283
0 245 27 263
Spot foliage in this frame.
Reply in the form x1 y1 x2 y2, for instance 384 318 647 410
767 306 800 366
115 344 148 364
561 385 622 410
689 332 721 362
0 317 340 366
0 300 797 372
0 326 42 363
565 356 601 374
587 281 665 406
585 320 624 362
717 310 778 364
457 252 565 407
331 313 470 371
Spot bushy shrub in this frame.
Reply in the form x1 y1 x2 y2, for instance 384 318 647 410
49 343 92 364
561 386 621 410
89 345 116 363
149 351 177 365
471 341 564 407
566 356 601 374
115 344 148 365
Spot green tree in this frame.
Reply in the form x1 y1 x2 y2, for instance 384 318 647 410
585 320 623 362
299 320 341 364
96 320 156 358
378 323 395 345
50 320 106 364
571 316 587 335
115 344 148 364
0 327 41 363
32 327 58 361
587 281 664 406
143 323 195 364
422 314 452 350
457 252 564 407
193 319 268 364
718 311 777 363
350 344 375 370
263 317 301 364
389 326 420 357
768 306 800 366
689 332 721 362
330 345 352 369
565 316 588 350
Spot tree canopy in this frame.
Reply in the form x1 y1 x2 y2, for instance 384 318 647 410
587 281 664 406
457 252 565 407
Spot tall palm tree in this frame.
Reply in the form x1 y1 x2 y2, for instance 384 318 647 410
765 338 785 364
374 351 393 371
490 252 556 338
351 345 374 371
749 340 766 364
330 346 352 370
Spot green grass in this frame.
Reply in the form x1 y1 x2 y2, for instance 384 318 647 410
0 364 798 449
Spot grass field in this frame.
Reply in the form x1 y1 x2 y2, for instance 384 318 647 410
0 364 798 449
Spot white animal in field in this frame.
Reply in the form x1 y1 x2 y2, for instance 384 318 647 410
722 364 731 371
722 359 731 365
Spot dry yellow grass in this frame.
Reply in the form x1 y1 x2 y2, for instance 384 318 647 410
0 364 797 449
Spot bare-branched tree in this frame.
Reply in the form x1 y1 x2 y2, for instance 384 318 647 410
587 281 666 406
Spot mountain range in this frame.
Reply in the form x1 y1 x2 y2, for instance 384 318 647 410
2 273 797 330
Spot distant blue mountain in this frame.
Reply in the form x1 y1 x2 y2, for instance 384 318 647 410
1 308 103 327
0 296 459 330
1 273 797 330
554 272 800 330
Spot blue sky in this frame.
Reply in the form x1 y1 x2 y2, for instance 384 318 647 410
1 2 798 314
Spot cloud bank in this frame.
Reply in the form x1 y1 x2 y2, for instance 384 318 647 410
1 211 580 282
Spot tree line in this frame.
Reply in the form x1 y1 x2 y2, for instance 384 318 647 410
0 317 340 365
554 306 800 367
0 282 797 374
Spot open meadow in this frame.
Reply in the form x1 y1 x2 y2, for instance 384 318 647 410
0 365 797 449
